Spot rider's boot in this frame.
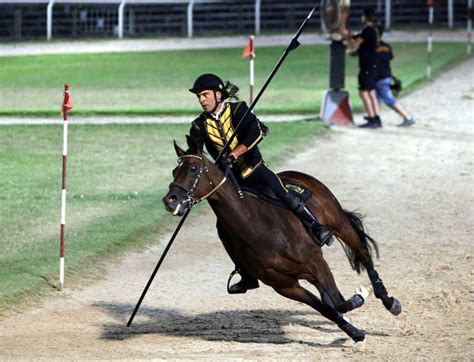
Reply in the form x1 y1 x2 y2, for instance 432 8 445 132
284 191 334 247
228 267 259 294
294 202 334 246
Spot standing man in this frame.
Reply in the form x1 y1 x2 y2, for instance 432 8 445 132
375 24 415 127
188 73 334 293
348 8 381 128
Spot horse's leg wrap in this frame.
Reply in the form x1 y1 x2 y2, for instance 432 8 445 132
367 267 402 315
337 294 365 314
367 268 387 299
339 321 365 342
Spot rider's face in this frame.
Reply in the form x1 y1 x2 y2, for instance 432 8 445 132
197 90 222 113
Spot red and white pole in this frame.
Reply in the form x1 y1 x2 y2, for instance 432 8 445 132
427 0 435 78
242 35 256 103
468 0 473 55
59 84 73 290
249 35 255 104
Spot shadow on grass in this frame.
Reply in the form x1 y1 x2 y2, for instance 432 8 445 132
94 301 352 348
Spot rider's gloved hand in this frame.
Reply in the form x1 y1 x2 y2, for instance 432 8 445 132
217 153 236 170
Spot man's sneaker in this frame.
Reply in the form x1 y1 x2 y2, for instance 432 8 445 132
373 116 383 128
397 118 415 127
359 116 382 129
359 120 381 128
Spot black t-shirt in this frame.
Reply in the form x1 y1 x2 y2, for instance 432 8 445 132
355 25 378 69
376 40 394 80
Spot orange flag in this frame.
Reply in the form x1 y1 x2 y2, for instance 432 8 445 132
62 83 74 116
242 36 255 59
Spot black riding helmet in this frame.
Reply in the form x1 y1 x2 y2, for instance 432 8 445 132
190 73 230 114
189 73 229 98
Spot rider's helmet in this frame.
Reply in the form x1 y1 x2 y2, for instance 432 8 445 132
189 73 229 99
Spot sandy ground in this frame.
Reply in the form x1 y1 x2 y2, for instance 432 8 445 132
0 59 473 360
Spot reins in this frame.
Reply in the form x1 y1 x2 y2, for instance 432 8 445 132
171 155 227 208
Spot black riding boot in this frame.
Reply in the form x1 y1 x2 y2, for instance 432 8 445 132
294 202 334 247
284 191 334 247
227 267 259 294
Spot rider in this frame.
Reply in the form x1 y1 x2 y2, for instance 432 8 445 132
188 73 333 293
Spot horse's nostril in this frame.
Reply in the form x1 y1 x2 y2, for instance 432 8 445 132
164 195 177 205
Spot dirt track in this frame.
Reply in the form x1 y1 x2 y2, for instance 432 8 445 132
0 59 473 360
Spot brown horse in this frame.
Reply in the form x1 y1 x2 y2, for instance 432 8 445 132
162 137 401 343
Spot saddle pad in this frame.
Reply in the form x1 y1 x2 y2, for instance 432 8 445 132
242 183 312 208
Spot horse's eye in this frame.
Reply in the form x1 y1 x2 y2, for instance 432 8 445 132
190 166 198 172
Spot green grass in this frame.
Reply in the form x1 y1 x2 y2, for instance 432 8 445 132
0 120 326 312
0 42 469 116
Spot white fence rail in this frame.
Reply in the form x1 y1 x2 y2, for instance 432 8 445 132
0 0 469 41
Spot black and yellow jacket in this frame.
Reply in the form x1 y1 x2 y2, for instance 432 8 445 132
189 101 264 179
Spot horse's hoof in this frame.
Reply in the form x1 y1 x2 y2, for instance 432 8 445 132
389 298 402 315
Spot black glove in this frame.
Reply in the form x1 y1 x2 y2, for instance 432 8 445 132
217 153 236 170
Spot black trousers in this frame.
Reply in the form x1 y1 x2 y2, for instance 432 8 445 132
239 163 297 209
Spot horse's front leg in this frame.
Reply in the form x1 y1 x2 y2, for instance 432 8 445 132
266 269 365 343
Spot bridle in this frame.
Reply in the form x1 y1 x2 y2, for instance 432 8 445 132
169 155 227 209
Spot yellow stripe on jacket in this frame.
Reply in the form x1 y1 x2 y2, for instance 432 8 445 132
204 104 256 178
205 105 239 152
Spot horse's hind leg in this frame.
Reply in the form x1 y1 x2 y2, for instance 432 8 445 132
267 270 365 343
337 211 402 316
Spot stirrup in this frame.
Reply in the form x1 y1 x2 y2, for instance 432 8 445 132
227 269 241 294
227 269 259 294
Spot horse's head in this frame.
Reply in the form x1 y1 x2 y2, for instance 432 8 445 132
162 136 225 216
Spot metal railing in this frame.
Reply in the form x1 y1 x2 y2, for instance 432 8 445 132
0 0 470 41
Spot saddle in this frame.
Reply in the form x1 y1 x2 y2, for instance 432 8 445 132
241 183 312 208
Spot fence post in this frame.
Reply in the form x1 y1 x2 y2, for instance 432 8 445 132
385 0 391 30
187 0 195 38
447 0 453 28
47 0 54 40
468 0 473 55
255 0 261 35
118 0 126 38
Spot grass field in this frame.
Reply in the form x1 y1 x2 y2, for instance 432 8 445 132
0 120 327 311
0 42 469 116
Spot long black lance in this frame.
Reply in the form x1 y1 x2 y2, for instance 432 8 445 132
215 6 316 164
127 5 316 328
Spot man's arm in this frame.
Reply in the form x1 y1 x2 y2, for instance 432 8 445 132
230 102 263 159
189 117 206 152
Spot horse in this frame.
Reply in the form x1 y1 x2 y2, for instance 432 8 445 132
162 136 401 343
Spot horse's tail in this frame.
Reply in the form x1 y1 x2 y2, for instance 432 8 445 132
341 210 380 274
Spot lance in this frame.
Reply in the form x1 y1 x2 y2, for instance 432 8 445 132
127 5 316 328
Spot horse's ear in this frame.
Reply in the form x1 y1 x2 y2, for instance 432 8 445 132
186 135 200 154
174 140 186 157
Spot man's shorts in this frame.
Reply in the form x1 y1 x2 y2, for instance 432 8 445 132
358 65 377 91
375 76 397 107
